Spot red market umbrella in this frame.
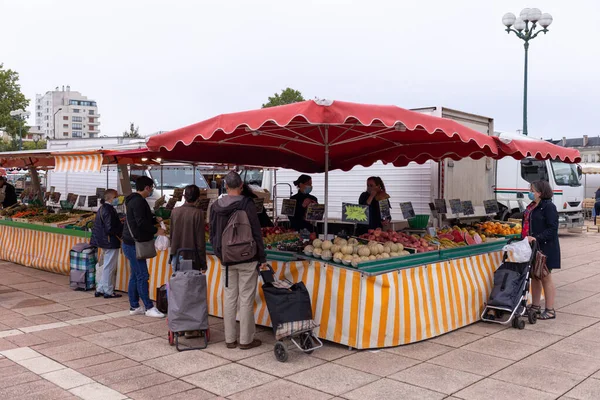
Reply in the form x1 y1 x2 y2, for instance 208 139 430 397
492 135 581 163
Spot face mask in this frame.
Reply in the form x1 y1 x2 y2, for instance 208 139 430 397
528 192 535 201
111 198 119 206
303 186 312 195
148 189 154 197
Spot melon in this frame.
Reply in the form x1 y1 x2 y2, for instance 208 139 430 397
347 238 359 246
342 254 354 265
321 249 332 261
360 256 369 262
397 243 404 251
351 259 359 268
473 233 483 245
337 238 348 247
369 255 376 260
330 244 341 254
321 240 333 250
381 253 390 259
313 248 323 258
368 245 379 256
353 245 360 255
341 245 354 255
383 246 391 254
313 239 323 248
376 255 383 260
358 246 371 257
464 232 476 246
368 241 378 248
333 252 344 263
333 237 342 245
377 244 385 254
390 252 399 257
304 245 314 255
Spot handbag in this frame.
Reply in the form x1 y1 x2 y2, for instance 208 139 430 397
125 205 157 260
532 250 550 280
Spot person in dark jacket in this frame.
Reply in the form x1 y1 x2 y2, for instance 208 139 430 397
0 177 18 208
357 176 391 235
594 188 600 225
288 174 318 232
523 180 559 320
122 176 165 318
169 185 207 271
210 171 266 350
241 183 273 228
90 189 123 298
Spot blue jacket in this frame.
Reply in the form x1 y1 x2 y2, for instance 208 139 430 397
528 199 561 269
90 203 123 249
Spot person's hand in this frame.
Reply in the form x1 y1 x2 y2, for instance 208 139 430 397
302 198 314 208
156 217 163 222
527 236 536 243
259 263 269 271
157 228 166 236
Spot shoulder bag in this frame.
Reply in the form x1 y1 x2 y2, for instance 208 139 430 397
125 204 156 260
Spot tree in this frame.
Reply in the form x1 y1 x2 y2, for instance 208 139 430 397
262 88 305 108
0 64 30 141
123 122 141 138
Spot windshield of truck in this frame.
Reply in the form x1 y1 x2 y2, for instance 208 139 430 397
551 161 581 187
149 167 208 189
240 169 264 186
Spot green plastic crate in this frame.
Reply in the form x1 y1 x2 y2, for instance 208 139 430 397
408 214 430 229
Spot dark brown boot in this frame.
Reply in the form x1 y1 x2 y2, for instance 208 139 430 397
239 339 262 350
226 341 237 349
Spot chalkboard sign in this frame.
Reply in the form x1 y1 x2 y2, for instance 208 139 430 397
484 199 499 215
51 192 61 203
194 198 210 213
449 199 463 215
379 199 391 220
400 202 415 219
50 186 55 194
96 188 106 199
67 193 78 205
429 203 438 218
342 203 370 225
434 199 447 214
462 200 475 216
306 203 325 221
172 188 184 201
88 195 98 208
253 198 264 213
77 195 87 207
44 192 51 202
280 199 297 216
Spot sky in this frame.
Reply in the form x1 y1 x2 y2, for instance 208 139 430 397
1 0 599 140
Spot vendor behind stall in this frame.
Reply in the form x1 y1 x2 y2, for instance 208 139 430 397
0 176 17 208
241 184 273 228
357 176 391 235
289 174 318 232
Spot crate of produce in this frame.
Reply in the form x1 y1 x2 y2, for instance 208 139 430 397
408 214 430 229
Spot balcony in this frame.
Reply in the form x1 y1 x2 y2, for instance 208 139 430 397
88 120 100 126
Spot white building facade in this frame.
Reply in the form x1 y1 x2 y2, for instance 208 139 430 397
35 86 100 139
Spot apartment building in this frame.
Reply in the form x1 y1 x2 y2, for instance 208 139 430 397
35 86 100 139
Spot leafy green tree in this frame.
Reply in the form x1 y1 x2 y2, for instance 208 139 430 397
123 122 141 138
262 88 305 108
0 64 30 141
23 139 46 150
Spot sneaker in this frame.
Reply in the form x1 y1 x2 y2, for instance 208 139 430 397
239 339 262 350
129 307 145 316
145 307 165 318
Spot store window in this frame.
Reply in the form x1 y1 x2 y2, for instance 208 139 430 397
72 131 83 137
63 116 68 120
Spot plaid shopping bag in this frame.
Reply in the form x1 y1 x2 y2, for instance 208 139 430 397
70 248 97 291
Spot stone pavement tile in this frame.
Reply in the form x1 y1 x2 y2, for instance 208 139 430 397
0 357 14 368
111 337 176 362
430 331 484 348
493 363 585 395
48 311 83 321
459 321 509 336
520 348 600 376
462 337 542 361
203 340 272 361
429 349 513 376
82 327 154 348
566 377 600 399
127 380 196 400
63 352 125 370
307 341 355 361
18 355 66 374
2 317 38 328
108 371 175 394
560 295 600 318
19 387 79 400
31 328 74 343
59 324 97 337
83 320 122 333
229 379 333 400
77 358 140 377
526 320 585 337
0 328 22 338
67 315 113 325
42 367 95 389
167 388 218 400
8 281 60 291
24 314 61 325
0 322 11 330
106 316 147 328
20 321 70 333
143 349 229 378
549 337 600 358
555 289 598 308
95 365 157 385
13 303 71 316
0 370 40 387
490 327 563 347
132 321 169 337
343 377 445 400
0 379 59 398
70 307 105 317
570 325 600 343
389 362 482 395
31 338 82 351
41 291 95 302
238 349 326 378
1 346 41 361
89 304 125 314
383 341 453 361
183 363 275 397
46 343 110 363
333 350 419 377
455 378 556 400
287 363 378 396
69 382 127 400
0 337 18 350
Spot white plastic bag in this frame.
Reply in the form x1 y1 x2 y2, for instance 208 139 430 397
502 238 532 263
155 222 170 251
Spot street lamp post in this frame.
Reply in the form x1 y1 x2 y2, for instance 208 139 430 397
502 8 553 136
53 108 63 139
9 109 31 151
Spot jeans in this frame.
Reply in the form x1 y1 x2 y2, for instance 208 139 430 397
222 261 258 345
122 243 154 310
96 248 119 295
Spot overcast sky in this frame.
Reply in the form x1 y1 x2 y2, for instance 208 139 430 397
1 0 599 140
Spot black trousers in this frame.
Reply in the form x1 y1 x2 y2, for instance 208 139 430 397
595 201 600 224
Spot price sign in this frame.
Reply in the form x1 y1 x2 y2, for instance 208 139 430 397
306 203 325 221
449 199 463 215
172 188 184 201
194 198 210 213
50 186 55 194
342 203 370 225
280 199 297 216
429 203 438 218
51 192 61 203
434 199 447 214
77 195 87 207
67 193 78 205
253 198 265 213
87 195 98 208
379 199 391 220
44 192 51 202
96 188 106 200
484 199 499 215
400 202 416 219
462 200 475 216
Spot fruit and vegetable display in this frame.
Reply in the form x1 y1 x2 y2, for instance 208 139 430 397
304 236 411 267
476 221 522 237
1 204 43 217
262 227 299 245
359 228 436 253
30 213 71 224
435 226 486 249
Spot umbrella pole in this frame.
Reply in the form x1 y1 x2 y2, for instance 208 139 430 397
324 127 329 238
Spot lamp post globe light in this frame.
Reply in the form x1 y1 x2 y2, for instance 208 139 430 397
9 109 31 151
502 8 553 136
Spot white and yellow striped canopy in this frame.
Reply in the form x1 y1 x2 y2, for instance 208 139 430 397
54 154 103 172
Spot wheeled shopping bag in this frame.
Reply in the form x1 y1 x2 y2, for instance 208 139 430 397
167 249 210 351
69 244 97 291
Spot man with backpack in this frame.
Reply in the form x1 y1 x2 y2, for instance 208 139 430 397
210 171 266 350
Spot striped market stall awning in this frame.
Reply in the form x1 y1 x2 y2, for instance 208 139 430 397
54 154 103 172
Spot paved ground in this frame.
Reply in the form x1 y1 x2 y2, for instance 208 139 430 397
1 233 600 400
